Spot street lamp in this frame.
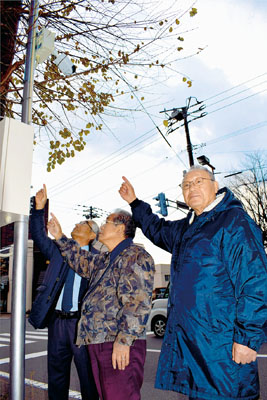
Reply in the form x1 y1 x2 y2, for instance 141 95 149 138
197 155 215 173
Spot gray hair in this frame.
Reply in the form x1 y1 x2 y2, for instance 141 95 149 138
183 165 215 181
112 209 136 239
88 220 99 235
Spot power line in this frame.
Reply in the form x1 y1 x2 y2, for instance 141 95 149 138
202 72 267 103
49 127 157 195
206 88 267 116
204 80 266 108
49 74 267 197
179 121 267 153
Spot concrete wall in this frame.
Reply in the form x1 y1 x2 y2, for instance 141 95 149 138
153 263 170 288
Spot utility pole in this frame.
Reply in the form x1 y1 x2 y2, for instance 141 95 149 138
163 103 195 167
181 107 194 167
76 204 109 220
84 206 99 219
161 97 207 168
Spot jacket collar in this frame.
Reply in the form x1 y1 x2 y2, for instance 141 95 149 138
91 239 108 253
189 191 226 224
109 238 133 264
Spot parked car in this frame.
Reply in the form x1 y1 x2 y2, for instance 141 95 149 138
152 287 167 300
152 283 169 300
146 297 168 338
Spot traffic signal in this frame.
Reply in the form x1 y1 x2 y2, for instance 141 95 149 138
154 192 168 217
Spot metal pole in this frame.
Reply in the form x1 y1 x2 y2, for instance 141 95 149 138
22 0 39 125
10 1 39 399
10 216 28 400
183 107 194 167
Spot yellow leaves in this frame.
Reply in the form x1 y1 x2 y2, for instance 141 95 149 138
175 19 180 25
159 19 168 26
81 57 90 67
59 128 71 139
163 120 169 127
178 36 184 41
64 102 76 111
12 77 22 85
134 44 140 53
190 7 197 17
182 77 192 87
122 53 129 64
117 50 129 64
177 47 183 51
169 27 173 33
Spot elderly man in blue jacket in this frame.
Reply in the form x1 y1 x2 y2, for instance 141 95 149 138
29 184 105 400
119 167 267 400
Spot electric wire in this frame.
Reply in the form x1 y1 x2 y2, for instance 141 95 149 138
201 72 267 103
48 73 266 199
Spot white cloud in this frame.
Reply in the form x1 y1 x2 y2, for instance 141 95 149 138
30 0 267 264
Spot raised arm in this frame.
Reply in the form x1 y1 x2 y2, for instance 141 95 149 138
119 176 137 204
30 184 56 260
35 184 48 210
47 213 64 240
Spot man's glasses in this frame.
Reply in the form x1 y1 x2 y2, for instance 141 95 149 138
181 177 214 191
101 220 123 227
78 221 93 231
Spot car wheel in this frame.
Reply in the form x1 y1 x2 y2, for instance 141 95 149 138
152 316 166 338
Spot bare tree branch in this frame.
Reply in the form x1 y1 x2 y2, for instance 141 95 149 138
229 153 267 248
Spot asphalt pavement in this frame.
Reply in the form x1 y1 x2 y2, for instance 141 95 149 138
0 314 266 400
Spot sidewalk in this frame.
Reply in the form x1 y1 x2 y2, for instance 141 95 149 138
0 376 49 400
0 314 48 399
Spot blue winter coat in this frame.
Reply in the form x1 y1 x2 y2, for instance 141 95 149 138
131 187 267 400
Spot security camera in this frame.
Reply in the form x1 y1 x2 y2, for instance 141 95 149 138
52 50 76 75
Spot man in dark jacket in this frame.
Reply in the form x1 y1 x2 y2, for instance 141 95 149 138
119 168 267 400
29 184 104 400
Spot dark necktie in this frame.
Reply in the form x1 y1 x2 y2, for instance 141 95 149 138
62 269 75 312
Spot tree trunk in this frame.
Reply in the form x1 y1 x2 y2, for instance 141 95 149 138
0 0 23 117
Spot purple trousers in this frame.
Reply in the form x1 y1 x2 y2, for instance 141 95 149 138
87 340 146 400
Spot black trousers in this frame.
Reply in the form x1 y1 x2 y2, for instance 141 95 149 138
48 313 99 400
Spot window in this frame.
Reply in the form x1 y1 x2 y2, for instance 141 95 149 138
164 275 170 282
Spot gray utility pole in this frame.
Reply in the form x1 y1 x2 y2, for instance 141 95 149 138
10 1 39 399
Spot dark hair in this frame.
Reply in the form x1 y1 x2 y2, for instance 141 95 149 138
112 209 136 239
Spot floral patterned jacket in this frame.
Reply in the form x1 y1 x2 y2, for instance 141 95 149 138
56 236 155 346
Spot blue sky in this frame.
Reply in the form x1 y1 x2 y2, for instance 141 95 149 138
31 0 267 263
